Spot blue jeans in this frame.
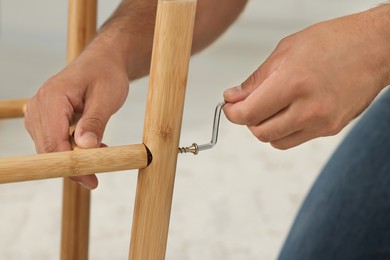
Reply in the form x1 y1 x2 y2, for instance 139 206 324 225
279 88 390 260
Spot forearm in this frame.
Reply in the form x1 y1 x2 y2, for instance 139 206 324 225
81 0 248 80
192 0 248 53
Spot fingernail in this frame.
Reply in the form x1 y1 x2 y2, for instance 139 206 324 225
224 85 242 97
78 132 98 148
225 86 241 95
78 181 95 190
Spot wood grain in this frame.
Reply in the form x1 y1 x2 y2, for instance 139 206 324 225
0 99 28 119
129 1 197 259
61 0 97 259
0 144 149 184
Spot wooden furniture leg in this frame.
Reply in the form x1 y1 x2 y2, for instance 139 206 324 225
0 99 28 119
129 1 197 259
61 0 97 259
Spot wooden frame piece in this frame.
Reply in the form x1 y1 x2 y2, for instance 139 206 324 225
0 144 150 184
0 99 28 119
0 0 198 259
61 1 97 259
129 1 197 259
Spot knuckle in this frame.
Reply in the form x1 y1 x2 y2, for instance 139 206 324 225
270 141 289 150
309 105 327 121
37 76 69 99
242 70 261 93
36 82 53 98
277 36 289 48
241 108 259 126
84 112 106 130
257 133 270 143
299 102 332 125
324 120 342 136
42 136 60 153
277 35 294 50
288 78 311 99
248 70 260 86
251 127 270 142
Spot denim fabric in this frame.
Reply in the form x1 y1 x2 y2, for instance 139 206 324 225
279 88 390 260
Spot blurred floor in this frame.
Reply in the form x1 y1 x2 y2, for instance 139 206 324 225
0 0 380 259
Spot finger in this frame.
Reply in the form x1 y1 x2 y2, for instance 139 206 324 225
224 49 285 103
25 96 73 153
269 130 318 150
224 84 256 104
224 68 291 126
74 96 111 149
38 98 73 153
223 65 270 103
70 175 99 190
26 97 95 187
68 143 106 190
248 106 301 142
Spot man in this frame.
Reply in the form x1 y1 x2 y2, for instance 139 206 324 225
24 0 248 189
25 1 390 258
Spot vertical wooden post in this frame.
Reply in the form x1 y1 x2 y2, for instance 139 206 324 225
61 1 97 259
129 1 197 260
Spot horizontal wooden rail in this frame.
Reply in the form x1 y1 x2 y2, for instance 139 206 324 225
0 144 152 184
0 99 28 119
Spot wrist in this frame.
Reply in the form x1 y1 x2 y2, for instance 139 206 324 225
362 4 390 87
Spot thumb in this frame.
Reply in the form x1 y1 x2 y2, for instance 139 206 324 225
223 63 270 104
223 64 270 124
223 55 285 125
74 107 110 149
224 48 285 104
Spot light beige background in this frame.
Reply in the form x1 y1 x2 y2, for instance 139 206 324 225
0 0 381 259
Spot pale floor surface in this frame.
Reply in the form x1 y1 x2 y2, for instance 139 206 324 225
0 0 381 259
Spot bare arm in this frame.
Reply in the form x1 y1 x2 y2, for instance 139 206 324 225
88 0 248 79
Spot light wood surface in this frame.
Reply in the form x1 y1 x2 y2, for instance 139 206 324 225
0 99 28 119
129 1 197 259
66 0 97 63
0 144 150 184
61 0 97 259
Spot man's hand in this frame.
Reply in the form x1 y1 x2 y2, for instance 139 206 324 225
25 49 129 189
23 0 248 189
224 5 390 150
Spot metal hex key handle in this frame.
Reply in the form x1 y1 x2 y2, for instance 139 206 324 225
179 101 226 155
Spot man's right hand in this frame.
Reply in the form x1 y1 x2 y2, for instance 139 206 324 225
24 48 130 190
